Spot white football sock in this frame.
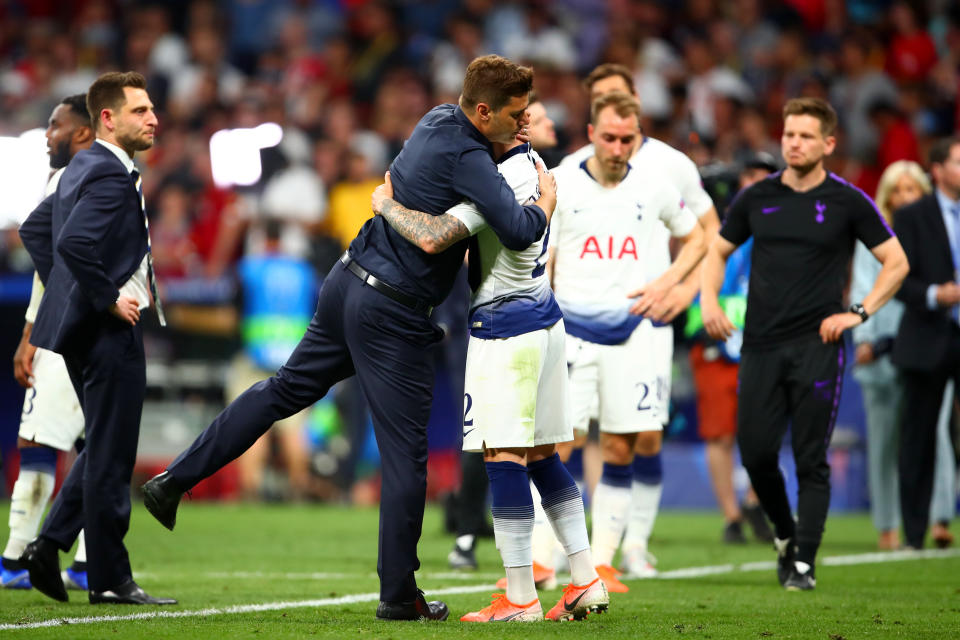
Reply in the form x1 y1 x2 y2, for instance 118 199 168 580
504 565 538 605
590 480 631 566
567 548 599 586
73 530 87 564
530 483 558 569
3 469 55 560
539 484 595 584
622 480 662 553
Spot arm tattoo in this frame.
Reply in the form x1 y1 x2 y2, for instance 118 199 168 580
379 197 470 253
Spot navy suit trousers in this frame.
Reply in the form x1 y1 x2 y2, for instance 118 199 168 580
898 329 960 548
41 316 145 592
168 262 444 602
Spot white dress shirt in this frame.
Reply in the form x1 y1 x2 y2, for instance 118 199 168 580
95 139 150 311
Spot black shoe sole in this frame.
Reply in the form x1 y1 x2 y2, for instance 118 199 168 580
143 489 176 531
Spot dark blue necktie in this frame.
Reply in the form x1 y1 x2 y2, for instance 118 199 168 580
130 169 166 327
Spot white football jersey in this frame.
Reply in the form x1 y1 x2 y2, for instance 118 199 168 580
550 159 697 345
24 167 66 323
560 137 712 281
447 144 561 339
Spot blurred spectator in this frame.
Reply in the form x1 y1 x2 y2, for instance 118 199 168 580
348 1 401 104
430 13 485 100
858 98 921 195
734 105 781 166
168 24 244 123
732 0 780 92
829 32 899 165
254 158 326 260
850 160 931 551
683 35 753 141
150 183 200 279
500 1 577 71
885 2 938 84
227 219 320 501
323 138 385 251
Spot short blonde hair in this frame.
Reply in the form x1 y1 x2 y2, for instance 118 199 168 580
874 160 931 223
590 91 641 125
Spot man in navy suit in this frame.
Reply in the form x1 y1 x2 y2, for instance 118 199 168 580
142 55 556 620
893 137 960 549
17 71 175 605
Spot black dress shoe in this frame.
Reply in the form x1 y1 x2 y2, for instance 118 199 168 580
142 471 183 531
19 538 67 602
89 579 177 605
376 590 449 621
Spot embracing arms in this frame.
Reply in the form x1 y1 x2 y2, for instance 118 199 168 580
371 162 557 254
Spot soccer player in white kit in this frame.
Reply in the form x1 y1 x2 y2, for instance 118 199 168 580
372 98 609 622
536 64 720 583
3 95 92 591
549 91 706 593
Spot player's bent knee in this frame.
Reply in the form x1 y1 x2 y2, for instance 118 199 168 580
634 431 662 456
600 433 637 465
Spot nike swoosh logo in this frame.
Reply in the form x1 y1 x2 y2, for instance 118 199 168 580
463 428 475 438
493 611 526 621
761 206 780 214
564 590 587 611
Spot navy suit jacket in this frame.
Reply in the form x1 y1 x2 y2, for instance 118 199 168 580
892 194 956 371
19 142 148 354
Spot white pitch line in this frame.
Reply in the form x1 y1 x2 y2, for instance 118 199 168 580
0 583 494 632
134 570 505 581
4 548 959 631
652 547 960 580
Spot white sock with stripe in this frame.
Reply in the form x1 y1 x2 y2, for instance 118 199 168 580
590 462 633 567
4 468 55 560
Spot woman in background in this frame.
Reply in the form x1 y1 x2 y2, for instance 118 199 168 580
851 160 956 550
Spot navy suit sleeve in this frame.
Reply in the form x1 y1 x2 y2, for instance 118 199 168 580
893 202 931 310
454 147 546 251
19 194 55 285
57 171 130 312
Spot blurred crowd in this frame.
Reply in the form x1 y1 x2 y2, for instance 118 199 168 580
2 0 960 503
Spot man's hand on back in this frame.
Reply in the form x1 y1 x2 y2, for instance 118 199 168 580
110 296 140 325
535 162 557 222
372 171 395 215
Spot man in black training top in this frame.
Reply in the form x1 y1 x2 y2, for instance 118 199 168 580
141 55 556 619
700 97 908 591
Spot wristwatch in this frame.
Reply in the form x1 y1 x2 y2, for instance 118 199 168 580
849 303 869 322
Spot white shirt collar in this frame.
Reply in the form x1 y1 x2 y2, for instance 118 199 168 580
96 138 135 174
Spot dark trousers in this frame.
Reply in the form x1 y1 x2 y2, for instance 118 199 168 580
737 337 844 564
455 452 489 536
41 317 145 592
168 263 444 602
899 341 960 548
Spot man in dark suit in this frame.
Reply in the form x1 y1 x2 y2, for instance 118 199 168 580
17 71 175 605
893 136 960 549
142 55 555 620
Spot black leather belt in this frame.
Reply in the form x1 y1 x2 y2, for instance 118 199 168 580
340 252 434 316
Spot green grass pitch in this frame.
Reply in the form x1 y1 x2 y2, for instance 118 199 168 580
1 502 958 638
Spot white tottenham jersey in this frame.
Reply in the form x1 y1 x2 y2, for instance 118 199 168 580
25 168 66 323
560 137 712 281
550 159 697 345
448 144 561 339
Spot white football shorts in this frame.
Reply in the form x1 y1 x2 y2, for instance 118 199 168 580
567 320 672 435
19 348 84 451
462 320 571 452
